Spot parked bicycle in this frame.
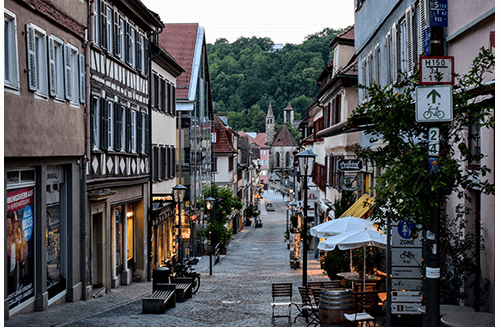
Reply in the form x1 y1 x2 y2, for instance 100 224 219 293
163 258 201 294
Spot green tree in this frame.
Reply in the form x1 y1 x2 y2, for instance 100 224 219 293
351 48 494 306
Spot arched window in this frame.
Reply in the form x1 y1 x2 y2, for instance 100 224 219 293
285 152 290 167
275 152 280 168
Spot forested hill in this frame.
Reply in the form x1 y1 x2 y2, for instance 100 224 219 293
207 27 349 132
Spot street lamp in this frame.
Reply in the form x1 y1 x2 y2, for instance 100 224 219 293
173 184 187 263
205 196 215 276
295 149 316 287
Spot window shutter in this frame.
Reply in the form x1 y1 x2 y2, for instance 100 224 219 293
166 147 170 178
385 31 392 85
125 22 131 65
171 85 176 114
152 146 158 182
99 98 107 149
113 102 120 151
160 79 166 111
90 97 96 148
419 0 428 54
361 56 366 101
135 30 141 71
63 44 72 101
144 36 149 74
406 6 414 76
47 36 57 97
392 23 398 82
171 147 176 178
125 107 131 152
26 25 37 91
113 12 120 57
100 1 107 50
79 54 86 103
136 112 143 153
144 113 150 154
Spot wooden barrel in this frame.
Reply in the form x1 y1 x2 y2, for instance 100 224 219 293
318 289 355 327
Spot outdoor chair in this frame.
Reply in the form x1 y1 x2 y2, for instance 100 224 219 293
343 291 380 327
271 283 293 325
295 286 319 326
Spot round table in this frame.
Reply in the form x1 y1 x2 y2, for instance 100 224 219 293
440 311 494 327
418 304 475 316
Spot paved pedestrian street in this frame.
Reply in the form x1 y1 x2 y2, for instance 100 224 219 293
6 191 332 327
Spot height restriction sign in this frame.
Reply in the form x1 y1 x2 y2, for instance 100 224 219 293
419 56 454 85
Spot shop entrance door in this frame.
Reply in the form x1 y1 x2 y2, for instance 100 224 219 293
92 212 105 297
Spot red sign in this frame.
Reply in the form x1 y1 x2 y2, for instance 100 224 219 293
419 56 454 85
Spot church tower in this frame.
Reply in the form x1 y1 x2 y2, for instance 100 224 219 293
283 101 294 124
265 101 275 145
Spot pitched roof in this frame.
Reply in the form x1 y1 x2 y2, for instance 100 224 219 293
238 131 259 148
272 125 297 147
329 25 355 47
213 115 236 154
284 101 293 111
254 133 269 148
158 24 199 99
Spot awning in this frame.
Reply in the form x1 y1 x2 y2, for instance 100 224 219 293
340 194 374 219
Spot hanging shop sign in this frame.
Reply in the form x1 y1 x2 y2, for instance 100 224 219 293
340 175 361 191
152 194 173 203
338 159 363 171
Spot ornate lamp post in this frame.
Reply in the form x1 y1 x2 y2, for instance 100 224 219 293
172 184 187 263
295 149 316 287
205 196 215 276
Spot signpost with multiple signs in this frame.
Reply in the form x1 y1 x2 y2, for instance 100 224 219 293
419 56 454 85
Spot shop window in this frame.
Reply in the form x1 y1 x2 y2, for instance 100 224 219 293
4 9 20 90
46 166 66 299
126 207 134 261
6 169 36 310
114 206 123 268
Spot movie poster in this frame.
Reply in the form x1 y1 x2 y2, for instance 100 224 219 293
6 187 35 310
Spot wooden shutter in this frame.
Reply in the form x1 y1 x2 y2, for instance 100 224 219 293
392 23 398 82
171 147 176 178
152 146 158 182
385 31 392 85
47 36 56 97
100 1 107 50
135 30 141 70
114 102 121 151
63 44 72 101
166 146 170 178
144 113 150 154
125 22 131 64
79 54 85 103
26 25 37 91
144 36 149 74
160 79 166 111
113 11 120 57
171 84 176 113
419 0 428 55
125 107 131 152
99 98 107 150
90 97 96 148
406 6 414 76
136 112 143 153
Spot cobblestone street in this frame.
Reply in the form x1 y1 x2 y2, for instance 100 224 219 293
6 191 330 327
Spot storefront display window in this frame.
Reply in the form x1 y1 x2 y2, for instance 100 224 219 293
46 165 66 298
127 207 134 261
6 170 36 310
114 206 123 268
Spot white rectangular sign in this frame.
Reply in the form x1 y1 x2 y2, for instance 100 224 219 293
416 85 453 122
392 248 422 266
393 267 422 279
391 291 422 303
392 227 422 248
392 278 423 291
392 302 422 314
419 56 454 85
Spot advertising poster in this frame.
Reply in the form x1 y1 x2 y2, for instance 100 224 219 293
6 187 35 310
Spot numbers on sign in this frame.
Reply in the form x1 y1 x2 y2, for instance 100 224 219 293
429 128 438 141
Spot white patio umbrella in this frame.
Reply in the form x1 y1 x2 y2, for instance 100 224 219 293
318 228 387 292
311 216 378 272
310 216 377 238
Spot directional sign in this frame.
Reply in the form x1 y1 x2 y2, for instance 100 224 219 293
429 0 448 27
393 267 422 279
392 248 422 267
391 291 422 303
392 302 421 314
416 85 453 122
419 56 454 85
392 278 423 291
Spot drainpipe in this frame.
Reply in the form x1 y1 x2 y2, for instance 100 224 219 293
81 0 94 300
147 25 164 281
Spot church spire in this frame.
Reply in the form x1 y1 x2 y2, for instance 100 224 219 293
265 101 275 145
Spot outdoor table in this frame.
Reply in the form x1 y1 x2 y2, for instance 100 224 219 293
338 272 381 282
440 311 494 327
417 304 475 316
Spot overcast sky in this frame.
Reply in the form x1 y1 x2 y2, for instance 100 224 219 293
141 0 355 45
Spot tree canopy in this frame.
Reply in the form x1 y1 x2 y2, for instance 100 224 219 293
207 27 349 132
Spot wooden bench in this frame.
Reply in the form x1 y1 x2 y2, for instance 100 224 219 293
142 284 176 314
174 283 192 302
